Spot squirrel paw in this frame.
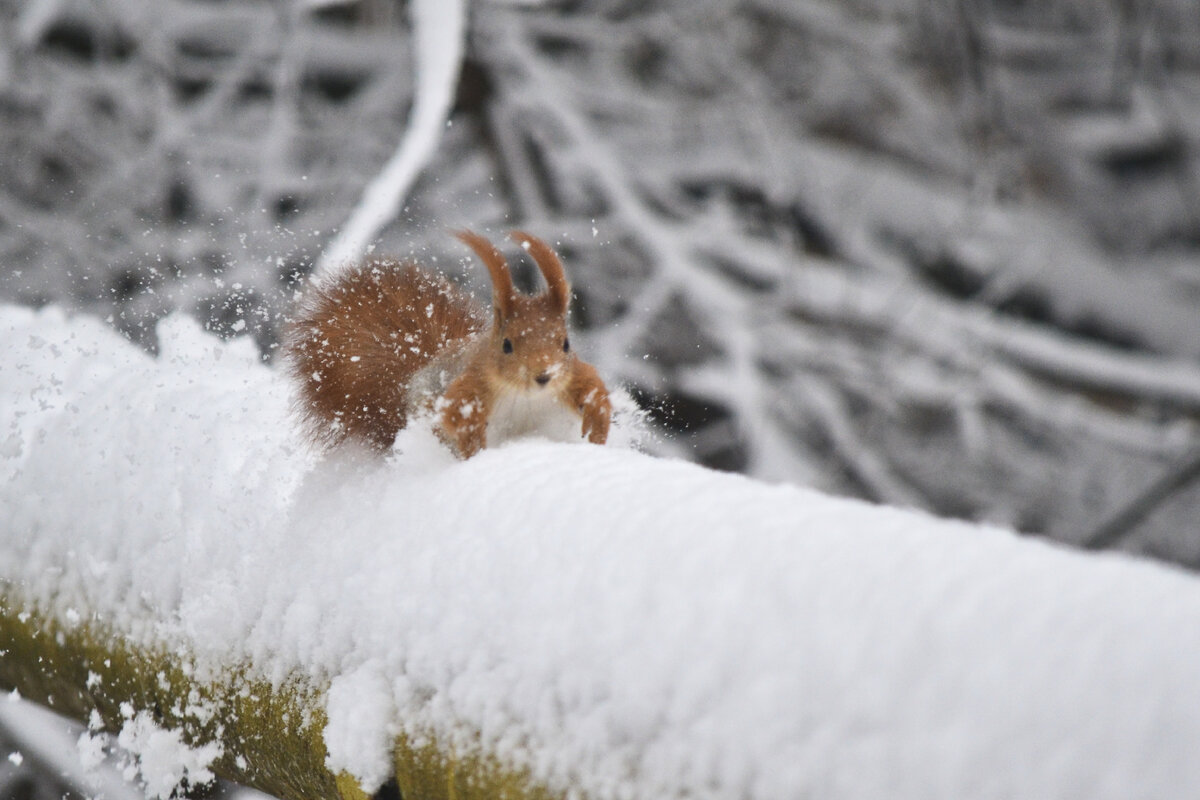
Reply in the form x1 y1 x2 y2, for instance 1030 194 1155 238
439 395 488 459
582 405 611 444
575 376 612 445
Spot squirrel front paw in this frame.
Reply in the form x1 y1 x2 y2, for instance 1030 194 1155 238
581 397 611 444
438 386 489 459
570 362 612 445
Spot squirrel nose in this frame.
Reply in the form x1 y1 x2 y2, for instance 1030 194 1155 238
534 372 551 386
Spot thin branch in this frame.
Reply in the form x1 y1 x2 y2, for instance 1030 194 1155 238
1084 447 1200 551
316 0 466 276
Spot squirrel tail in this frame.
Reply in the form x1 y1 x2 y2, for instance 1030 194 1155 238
285 261 484 451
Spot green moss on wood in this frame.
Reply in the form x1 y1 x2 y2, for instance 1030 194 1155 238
393 734 566 800
0 591 571 800
0 593 339 799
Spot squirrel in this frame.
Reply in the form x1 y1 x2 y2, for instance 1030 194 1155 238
285 230 612 459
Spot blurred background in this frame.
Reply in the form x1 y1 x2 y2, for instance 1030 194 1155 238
2 0 1200 791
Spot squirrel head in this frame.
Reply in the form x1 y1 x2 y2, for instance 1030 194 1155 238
456 230 577 393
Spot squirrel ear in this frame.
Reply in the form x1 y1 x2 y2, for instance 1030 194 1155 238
510 231 570 315
456 230 515 323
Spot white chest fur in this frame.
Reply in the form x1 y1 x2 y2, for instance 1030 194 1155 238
487 385 583 446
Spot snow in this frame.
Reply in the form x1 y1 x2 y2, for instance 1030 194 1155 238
323 660 399 789
4 302 1200 800
0 695 143 800
116 709 224 800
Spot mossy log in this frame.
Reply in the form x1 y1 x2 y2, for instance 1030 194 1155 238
0 594 553 800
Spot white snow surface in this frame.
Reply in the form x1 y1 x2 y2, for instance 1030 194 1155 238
3 303 1200 799
0 695 143 800
116 709 224 800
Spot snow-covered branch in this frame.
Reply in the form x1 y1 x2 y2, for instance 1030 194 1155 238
4 303 1200 800
316 0 467 277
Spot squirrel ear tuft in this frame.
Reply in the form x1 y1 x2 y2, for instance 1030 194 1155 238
456 230 515 323
509 230 570 315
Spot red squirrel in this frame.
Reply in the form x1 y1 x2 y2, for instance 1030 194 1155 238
286 230 612 458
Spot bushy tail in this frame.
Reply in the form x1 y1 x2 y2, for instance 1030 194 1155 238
285 261 484 450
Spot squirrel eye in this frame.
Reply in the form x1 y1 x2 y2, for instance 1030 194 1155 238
502 338 513 354
563 338 570 353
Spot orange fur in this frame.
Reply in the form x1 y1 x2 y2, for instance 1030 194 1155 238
285 233 612 458
286 261 485 450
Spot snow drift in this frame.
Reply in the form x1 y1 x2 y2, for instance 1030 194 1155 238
2 303 1200 800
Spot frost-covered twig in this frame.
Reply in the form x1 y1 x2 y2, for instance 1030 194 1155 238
316 0 466 276
1085 448 1200 551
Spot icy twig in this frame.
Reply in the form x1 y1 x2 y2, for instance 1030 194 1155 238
316 0 467 277
1085 447 1200 551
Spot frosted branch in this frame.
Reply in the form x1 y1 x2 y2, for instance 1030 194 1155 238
315 0 467 277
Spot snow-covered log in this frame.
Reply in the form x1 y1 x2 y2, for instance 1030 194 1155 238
3 303 1200 800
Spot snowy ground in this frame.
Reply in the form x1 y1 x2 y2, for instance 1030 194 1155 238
4 303 1200 800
